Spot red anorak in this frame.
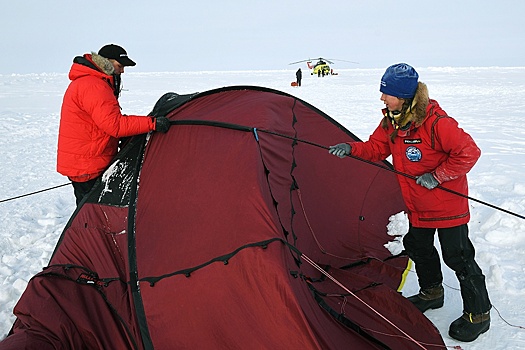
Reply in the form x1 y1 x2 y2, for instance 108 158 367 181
351 99 480 228
57 54 155 182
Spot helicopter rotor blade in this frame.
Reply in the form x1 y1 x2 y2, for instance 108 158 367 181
326 58 360 64
288 59 313 65
289 57 359 65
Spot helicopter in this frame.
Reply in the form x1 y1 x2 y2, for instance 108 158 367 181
289 57 358 76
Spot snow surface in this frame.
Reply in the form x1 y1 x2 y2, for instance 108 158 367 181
1 67 525 349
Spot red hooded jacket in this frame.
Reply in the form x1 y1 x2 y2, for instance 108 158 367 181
57 54 155 182
351 92 480 228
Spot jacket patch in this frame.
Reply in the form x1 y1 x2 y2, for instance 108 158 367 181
404 139 422 144
406 146 422 162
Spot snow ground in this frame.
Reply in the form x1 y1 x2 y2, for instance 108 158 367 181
1 67 525 349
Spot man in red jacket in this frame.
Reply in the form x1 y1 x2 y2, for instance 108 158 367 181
57 44 171 205
329 63 491 342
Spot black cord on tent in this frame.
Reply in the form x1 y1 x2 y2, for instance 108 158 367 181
168 120 525 220
0 183 70 204
3 120 524 222
257 128 525 221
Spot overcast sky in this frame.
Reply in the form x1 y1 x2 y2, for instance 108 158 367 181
1 1 524 74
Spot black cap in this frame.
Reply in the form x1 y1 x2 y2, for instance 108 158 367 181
98 44 136 66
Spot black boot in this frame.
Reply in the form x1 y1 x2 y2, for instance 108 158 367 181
449 311 490 342
407 284 444 313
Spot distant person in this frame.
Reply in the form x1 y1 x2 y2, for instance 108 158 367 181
328 63 491 342
57 44 171 205
296 68 302 86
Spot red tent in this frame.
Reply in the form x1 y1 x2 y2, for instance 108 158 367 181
1 86 445 349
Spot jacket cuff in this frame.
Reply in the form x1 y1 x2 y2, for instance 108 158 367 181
431 171 443 184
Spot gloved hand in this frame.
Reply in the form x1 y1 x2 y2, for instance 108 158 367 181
416 173 439 189
328 143 351 158
155 116 171 133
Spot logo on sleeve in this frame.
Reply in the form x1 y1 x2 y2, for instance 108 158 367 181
406 146 422 162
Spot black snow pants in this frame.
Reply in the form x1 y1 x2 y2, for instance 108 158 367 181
403 223 491 314
71 178 98 206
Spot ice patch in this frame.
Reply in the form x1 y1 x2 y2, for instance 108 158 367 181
99 158 134 203
12 278 28 294
514 183 525 195
384 211 408 255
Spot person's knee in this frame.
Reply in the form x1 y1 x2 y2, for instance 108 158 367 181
403 233 434 258
456 261 483 279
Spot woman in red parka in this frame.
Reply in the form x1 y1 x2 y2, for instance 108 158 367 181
329 63 491 342
57 44 170 205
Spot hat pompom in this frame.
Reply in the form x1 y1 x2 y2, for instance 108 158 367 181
379 63 419 98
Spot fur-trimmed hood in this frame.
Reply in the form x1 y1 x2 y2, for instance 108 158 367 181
69 53 121 99
90 52 115 76
410 82 430 126
71 53 115 77
381 81 430 142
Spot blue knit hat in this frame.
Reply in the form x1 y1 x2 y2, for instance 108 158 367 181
379 63 419 98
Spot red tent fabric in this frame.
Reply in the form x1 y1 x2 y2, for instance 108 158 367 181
1 86 445 349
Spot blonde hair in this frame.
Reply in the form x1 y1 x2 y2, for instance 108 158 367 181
381 97 414 143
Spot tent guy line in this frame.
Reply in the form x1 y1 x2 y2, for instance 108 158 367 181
1 119 524 222
171 119 525 221
301 254 431 350
0 183 69 204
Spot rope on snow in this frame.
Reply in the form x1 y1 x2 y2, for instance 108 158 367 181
0 183 70 204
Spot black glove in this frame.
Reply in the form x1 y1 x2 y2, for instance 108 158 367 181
155 116 171 133
328 143 351 158
416 173 439 189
